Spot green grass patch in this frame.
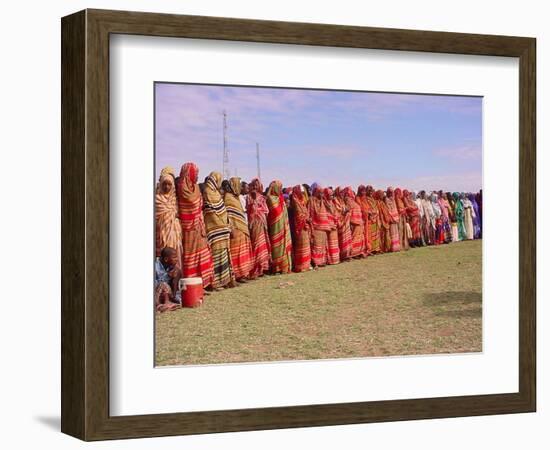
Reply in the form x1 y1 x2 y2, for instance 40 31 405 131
156 240 482 366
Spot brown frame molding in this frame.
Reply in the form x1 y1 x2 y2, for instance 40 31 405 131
61 9 536 441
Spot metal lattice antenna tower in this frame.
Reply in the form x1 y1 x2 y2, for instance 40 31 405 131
222 110 231 180
256 142 261 180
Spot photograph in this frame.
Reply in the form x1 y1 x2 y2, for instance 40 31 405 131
153 83 483 366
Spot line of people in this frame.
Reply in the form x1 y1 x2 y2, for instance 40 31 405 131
155 162 482 311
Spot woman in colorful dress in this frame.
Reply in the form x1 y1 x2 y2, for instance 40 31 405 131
324 188 341 265
290 185 312 272
266 180 293 274
155 167 184 271
176 162 214 289
202 171 234 289
453 192 467 241
394 188 410 251
468 193 481 239
356 185 372 255
431 192 445 245
246 178 271 277
420 190 436 245
403 190 422 247
224 177 254 281
446 192 459 242
334 187 352 261
309 184 331 267
344 187 366 257
374 190 391 253
437 190 453 243
384 187 401 252
364 185 382 254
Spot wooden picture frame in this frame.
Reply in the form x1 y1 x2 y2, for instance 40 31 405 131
61 9 536 441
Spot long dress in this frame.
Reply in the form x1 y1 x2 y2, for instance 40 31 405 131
224 177 254 280
203 171 233 288
290 186 311 272
421 197 436 245
309 195 331 266
176 163 214 288
394 189 409 251
246 186 271 277
453 193 467 241
375 191 392 253
356 190 372 255
385 195 401 252
438 196 453 243
463 197 475 240
334 189 352 260
344 189 366 257
155 168 184 271
365 195 382 253
266 181 293 274
324 191 341 265
403 191 421 247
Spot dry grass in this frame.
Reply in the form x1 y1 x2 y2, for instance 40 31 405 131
155 240 482 366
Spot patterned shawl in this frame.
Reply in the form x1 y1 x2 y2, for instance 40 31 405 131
375 190 392 228
155 168 182 251
224 176 249 236
203 171 230 246
384 188 399 223
309 188 331 232
344 187 363 226
323 188 338 230
291 185 309 234
403 189 420 218
176 162 204 231
394 188 407 217
247 178 269 227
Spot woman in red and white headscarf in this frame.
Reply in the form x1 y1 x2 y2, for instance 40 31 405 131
309 183 331 267
384 187 401 252
334 187 352 261
175 162 214 289
343 187 365 258
323 188 341 265
290 185 311 272
246 178 271 277
266 180 293 274
394 188 410 251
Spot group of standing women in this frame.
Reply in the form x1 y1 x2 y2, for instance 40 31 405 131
155 162 483 297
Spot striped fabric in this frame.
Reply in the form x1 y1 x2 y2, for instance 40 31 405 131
247 184 271 277
334 189 352 260
212 248 233 288
309 193 331 266
266 181 293 274
290 186 311 272
344 188 365 257
225 177 254 280
176 163 214 288
394 188 409 251
323 189 340 265
385 191 401 252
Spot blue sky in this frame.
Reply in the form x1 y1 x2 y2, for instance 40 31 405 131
155 83 482 192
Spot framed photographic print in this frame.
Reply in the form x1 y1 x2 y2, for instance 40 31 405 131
61 9 536 441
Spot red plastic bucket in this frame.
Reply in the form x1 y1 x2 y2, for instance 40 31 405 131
180 277 204 308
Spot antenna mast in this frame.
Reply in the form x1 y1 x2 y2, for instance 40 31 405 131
222 110 230 180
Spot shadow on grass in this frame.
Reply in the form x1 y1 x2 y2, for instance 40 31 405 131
423 291 482 318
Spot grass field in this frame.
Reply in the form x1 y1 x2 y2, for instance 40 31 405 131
155 240 482 366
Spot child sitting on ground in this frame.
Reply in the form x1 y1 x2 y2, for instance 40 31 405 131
155 247 182 312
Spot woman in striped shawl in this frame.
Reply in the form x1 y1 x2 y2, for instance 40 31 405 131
203 171 235 289
224 177 254 281
375 189 392 253
176 163 214 289
334 187 352 261
246 178 271 277
290 185 312 272
309 184 330 267
155 167 183 271
324 188 341 265
266 180 293 274
355 185 372 255
343 187 366 258
394 188 410 251
384 187 401 252
403 190 422 247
